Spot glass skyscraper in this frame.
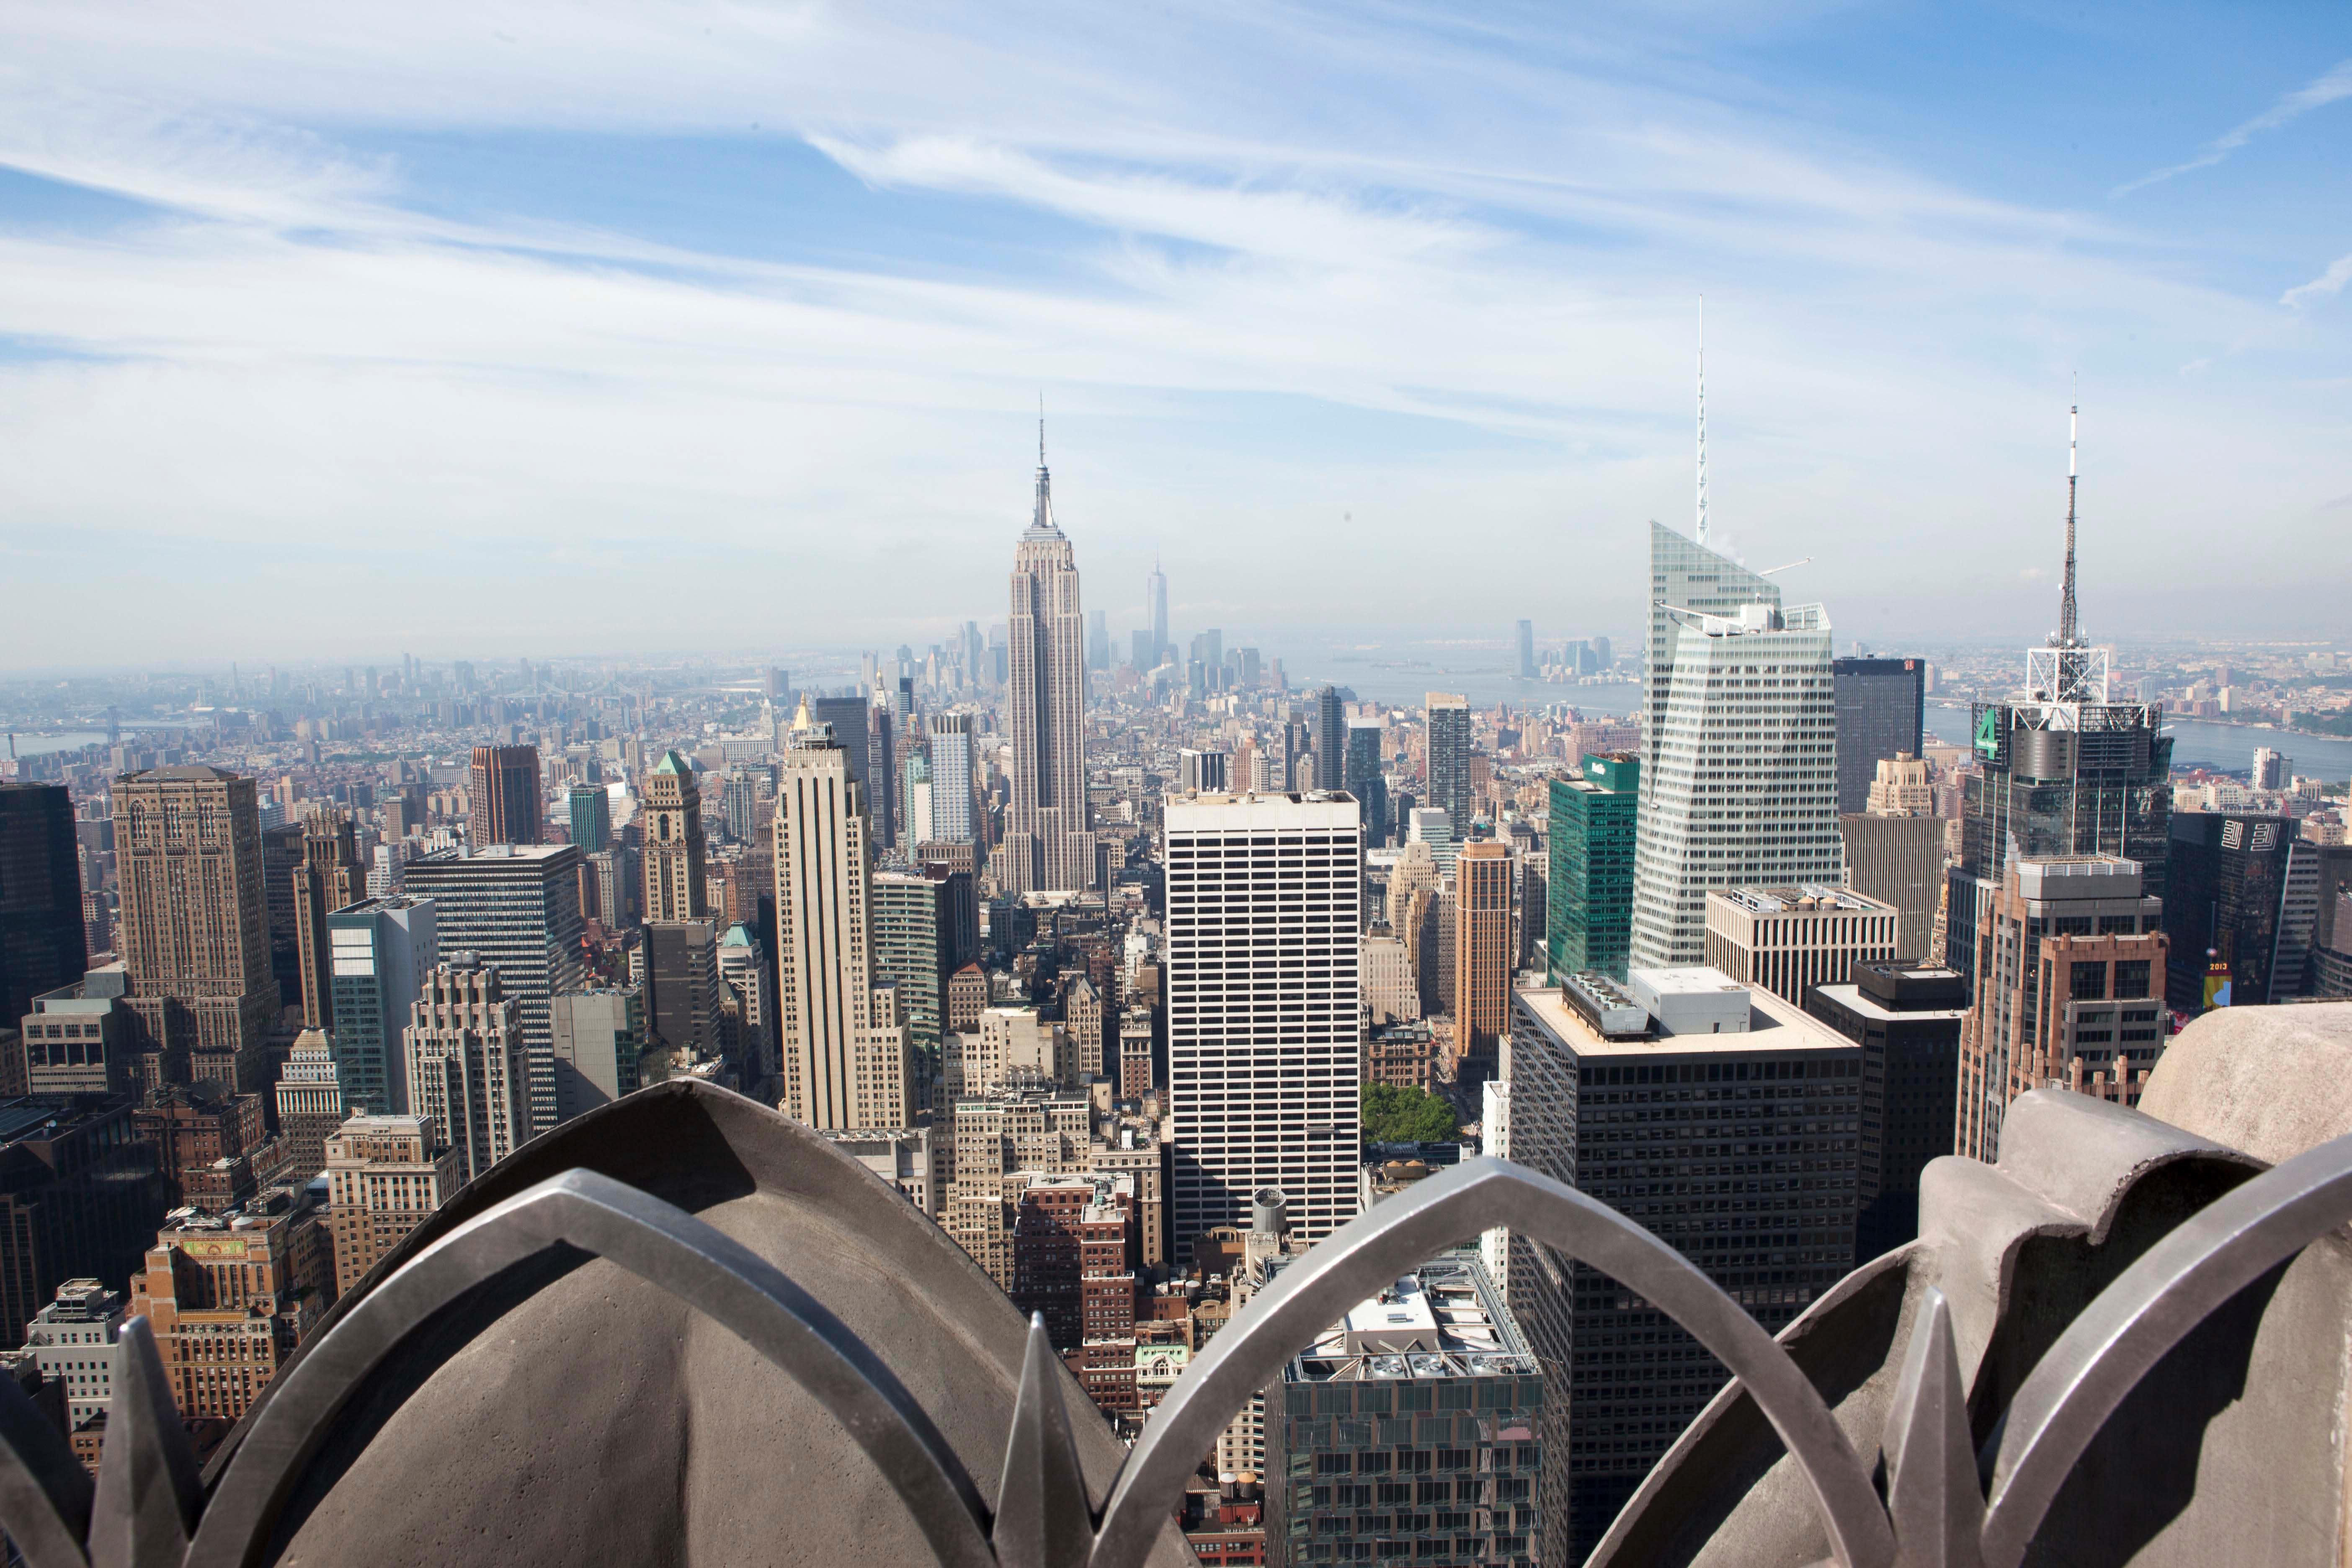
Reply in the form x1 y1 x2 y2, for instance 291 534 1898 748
1546 753 1639 981
566 783 611 856
1424 694 1470 828
326 895 438 1114
1831 657 1925 815
1343 721 1388 845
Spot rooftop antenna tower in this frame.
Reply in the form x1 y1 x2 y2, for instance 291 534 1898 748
2024 396 2105 714
2057 400 2079 647
1696 296 1710 548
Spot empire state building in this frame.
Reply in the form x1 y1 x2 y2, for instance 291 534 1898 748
1005 428 1093 893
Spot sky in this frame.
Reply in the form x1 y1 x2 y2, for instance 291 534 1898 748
1 2 2348 669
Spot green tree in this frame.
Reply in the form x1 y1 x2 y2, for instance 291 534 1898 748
1361 1083 1461 1144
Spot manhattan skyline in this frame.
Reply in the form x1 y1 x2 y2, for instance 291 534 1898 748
2 5 2349 663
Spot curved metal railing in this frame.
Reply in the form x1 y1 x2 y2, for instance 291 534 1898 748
4 1131 2348 1568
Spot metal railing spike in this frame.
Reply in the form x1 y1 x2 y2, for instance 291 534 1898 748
992 1313 1096 1568
1881 1289 1983 1568
88 1317 200 1568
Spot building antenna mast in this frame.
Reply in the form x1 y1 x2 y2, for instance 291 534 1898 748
2058 398 2079 647
1696 295 1710 548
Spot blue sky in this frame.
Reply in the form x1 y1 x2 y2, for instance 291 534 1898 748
0 1 2347 666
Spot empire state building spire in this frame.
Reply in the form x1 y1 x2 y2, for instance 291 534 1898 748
1030 402 1060 536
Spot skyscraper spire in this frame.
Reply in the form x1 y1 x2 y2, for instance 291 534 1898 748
2058 402 2079 647
1696 295 1710 547
1030 396 1057 535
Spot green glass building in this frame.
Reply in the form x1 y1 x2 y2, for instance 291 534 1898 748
1546 754 1640 982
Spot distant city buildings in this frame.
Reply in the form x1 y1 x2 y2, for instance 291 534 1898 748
926 713 977 844
1452 841 1512 1077
566 781 611 855
641 750 708 923
291 806 365 1032
324 895 437 1116
2165 812 2296 1009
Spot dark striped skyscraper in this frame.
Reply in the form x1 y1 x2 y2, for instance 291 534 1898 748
467 745 542 848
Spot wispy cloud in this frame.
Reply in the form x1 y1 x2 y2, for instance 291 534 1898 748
2283 252 2352 309
2115 57 2352 197
0 4 2345 660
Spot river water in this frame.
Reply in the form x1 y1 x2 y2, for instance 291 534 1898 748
1302 665 2349 783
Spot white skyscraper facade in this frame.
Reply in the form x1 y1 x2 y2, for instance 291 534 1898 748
926 712 976 844
1164 791 1362 1255
1005 441 1093 892
774 711 911 1130
1629 581 1844 969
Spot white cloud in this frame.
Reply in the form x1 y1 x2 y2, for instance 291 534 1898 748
0 4 2346 660
2115 56 2352 197
2283 252 2352 310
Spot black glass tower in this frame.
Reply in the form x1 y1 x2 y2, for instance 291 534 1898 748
0 784 89 1025
1831 656 1926 814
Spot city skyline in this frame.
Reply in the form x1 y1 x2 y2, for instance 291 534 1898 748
3 7 2350 662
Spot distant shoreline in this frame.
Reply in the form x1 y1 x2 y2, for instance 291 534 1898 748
1926 698 2344 745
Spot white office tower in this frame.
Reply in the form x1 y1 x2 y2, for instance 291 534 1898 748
900 753 935 849
1165 790 1362 1256
1004 432 1093 892
926 713 977 844
774 721 912 1130
1630 592 1844 969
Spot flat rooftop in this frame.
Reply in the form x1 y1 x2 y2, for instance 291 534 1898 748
1165 792 1361 833
1514 976 1855 1060
1285 1254 1536 1382
1810 983 1968 1024
1711 885 1896 915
